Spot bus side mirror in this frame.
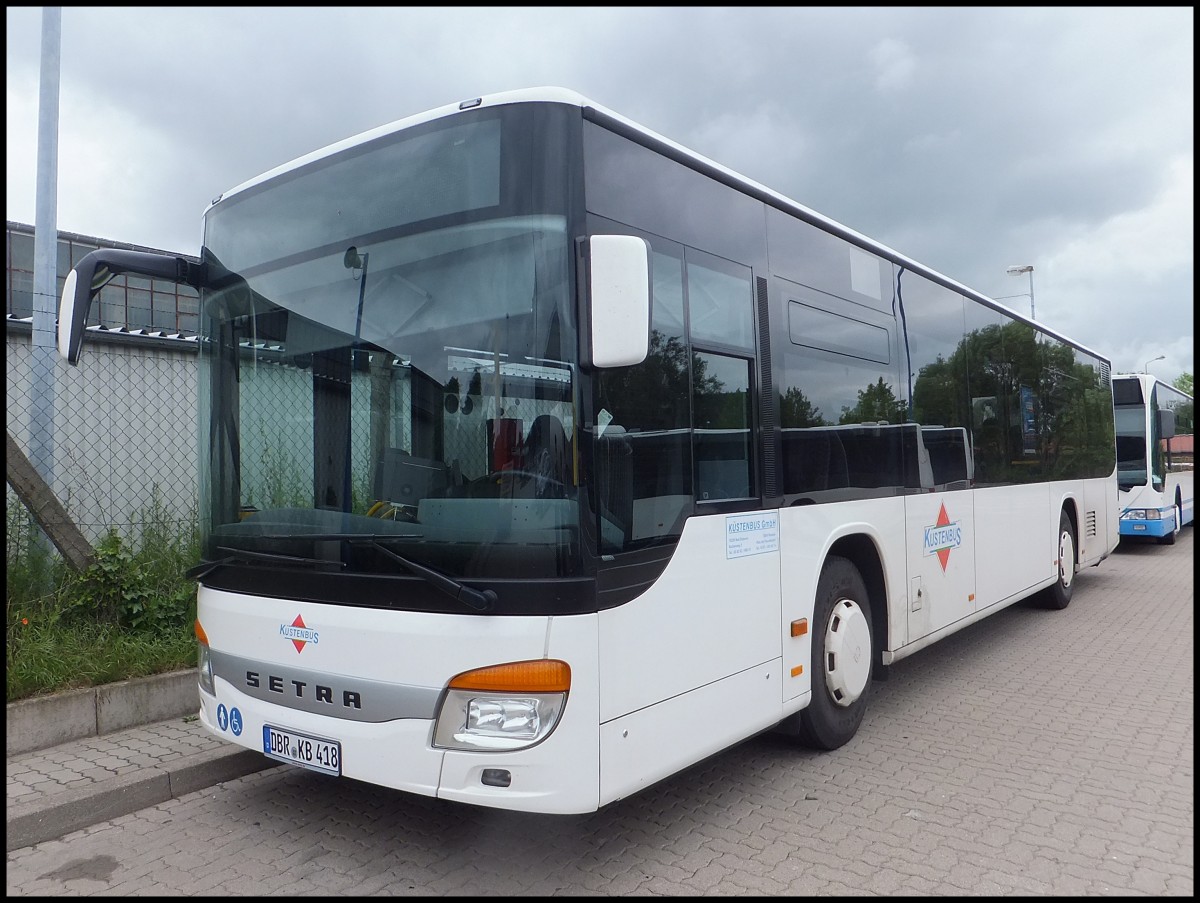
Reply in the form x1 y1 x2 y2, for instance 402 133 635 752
1157 409 1176 441
58 248 203 365
585 234 651 369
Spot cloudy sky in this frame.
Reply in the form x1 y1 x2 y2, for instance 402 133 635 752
7 6 1194 382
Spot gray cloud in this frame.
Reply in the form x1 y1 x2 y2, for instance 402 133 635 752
6 5 1193 379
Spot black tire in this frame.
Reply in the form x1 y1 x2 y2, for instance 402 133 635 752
1157 498 1181 546
1039 510 1076 610
796 556 873 750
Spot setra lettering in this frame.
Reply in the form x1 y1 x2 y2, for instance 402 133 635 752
244 671 363 709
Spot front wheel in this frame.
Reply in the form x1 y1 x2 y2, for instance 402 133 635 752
1157 499 1181 546
796 556 873 751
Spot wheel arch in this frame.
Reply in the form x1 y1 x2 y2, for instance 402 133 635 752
1060 496 1080 563
827 532 888 675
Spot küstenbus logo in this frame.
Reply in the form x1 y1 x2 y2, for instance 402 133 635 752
280 614 319 653
923 503 962 572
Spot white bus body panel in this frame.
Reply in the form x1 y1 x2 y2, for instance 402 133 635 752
1081 476 1121 562
973 483 1052 601
197 588 604 814
598 660 782 807
595 510 788 806
1166 467 1196 527
597 512 782 723
904 491 977 640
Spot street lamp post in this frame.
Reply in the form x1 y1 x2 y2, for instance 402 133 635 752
1144 354 1165 374
1006 265 1035 320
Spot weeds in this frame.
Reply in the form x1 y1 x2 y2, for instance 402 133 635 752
6 616 196 702
6 492 200 703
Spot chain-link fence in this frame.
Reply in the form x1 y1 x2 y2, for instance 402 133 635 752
6 327 199 554
230 350 567 515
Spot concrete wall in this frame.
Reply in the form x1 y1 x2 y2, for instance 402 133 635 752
5 669 198 756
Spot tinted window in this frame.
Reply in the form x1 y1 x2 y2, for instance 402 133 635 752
686 250 754 350
694 352 752 502
776 276 906 503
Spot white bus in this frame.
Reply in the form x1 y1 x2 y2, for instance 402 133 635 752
1113 372 1194 544
58 87 1119 814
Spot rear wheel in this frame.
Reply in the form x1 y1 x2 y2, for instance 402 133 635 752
796 556 873 750
1039 510 1076 610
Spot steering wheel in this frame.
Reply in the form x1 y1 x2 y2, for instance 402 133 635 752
496 468 566 499
367 501 420 522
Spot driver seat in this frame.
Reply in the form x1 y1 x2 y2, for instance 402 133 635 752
525 414 571 496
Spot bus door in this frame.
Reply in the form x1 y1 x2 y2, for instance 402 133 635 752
904 427 977 640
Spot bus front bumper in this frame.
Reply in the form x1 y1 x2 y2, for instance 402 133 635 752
1119 509 1175 537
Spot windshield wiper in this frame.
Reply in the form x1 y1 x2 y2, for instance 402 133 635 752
250 533 495 612
186 546 347 581
355 538 496 612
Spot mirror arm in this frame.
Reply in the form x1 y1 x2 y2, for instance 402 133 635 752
58 248 207 365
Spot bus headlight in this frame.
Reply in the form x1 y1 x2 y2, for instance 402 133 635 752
433 659 570 751
1121 509 1159 520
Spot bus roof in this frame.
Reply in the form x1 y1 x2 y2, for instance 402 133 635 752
208 86 1110 365
1113 372 1193 401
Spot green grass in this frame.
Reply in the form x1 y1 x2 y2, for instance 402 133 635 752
6 494 200 703
6 618 197 702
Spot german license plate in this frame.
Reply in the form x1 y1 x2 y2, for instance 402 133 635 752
262 724 341 776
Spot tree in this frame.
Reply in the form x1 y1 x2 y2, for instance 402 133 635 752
838 377 907 425
1173 372 1192 396
598 329 691 430
780 386 825 427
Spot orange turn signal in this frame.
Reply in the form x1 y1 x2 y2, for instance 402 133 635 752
448 659 571 693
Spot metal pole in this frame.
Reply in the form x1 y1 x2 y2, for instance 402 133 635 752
31 7 62 487
1005 265 1035 320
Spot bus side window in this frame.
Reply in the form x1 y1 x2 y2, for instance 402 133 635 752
921 427 973 489
780 429 849 494
594 243 693 551
693 351 753 501
685 250 755 504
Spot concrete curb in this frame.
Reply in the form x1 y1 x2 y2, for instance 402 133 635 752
5 748 277 852
7 669 284 851
6 669 198 757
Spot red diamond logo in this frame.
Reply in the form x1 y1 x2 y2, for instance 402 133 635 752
289 614 309 653
935 503 952 572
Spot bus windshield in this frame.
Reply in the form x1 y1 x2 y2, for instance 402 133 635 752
1115 405 1149 489
196 108 581 592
